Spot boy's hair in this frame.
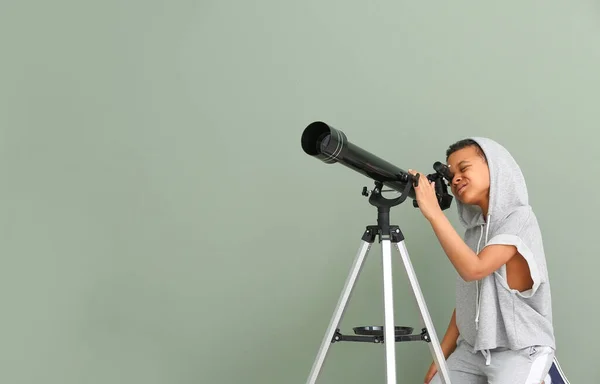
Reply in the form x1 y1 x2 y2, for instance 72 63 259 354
446 139 487 162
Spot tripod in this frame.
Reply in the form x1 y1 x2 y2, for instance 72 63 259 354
306 180 452 384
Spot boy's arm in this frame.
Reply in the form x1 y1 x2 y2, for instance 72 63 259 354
428 213 518 281
439 309 459 358
407 170 519 281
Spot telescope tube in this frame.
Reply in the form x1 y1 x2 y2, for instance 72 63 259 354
301 121 416 199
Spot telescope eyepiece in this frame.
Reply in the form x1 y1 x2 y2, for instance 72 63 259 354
433 161 453 182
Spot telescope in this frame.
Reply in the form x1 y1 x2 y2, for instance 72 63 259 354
301 121 456 384
301 121 453 210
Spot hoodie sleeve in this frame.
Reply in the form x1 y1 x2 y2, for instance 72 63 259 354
484 208 545 298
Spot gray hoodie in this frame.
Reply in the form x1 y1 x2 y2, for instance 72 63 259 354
453 137 555 364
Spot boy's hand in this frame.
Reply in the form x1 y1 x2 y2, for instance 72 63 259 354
408 169 443 222
424 361 438 383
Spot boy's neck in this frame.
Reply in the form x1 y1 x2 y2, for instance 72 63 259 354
480 199 489 219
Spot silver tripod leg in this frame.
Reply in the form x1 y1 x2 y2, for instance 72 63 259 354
393 240 452 384
381 239 398 384
305 240 372 384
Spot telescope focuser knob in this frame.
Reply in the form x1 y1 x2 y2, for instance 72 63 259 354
362 187 369 196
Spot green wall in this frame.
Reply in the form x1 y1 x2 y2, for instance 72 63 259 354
1 1 598 383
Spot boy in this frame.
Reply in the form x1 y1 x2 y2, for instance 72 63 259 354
408 137 555 384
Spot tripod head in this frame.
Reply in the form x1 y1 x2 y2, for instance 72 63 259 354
360 163 452 241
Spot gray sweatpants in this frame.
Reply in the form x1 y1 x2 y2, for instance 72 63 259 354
430 339 554 384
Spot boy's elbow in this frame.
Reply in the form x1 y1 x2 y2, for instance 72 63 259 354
461 272 478 282
461 265 486 282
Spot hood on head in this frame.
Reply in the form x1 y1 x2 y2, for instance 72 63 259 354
454 137 529 229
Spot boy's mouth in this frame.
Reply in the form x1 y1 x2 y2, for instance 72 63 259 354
457 184 468 195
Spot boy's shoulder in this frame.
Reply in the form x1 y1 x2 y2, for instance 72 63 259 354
492 206 535 236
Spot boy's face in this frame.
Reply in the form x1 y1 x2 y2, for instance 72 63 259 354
446 146 490 206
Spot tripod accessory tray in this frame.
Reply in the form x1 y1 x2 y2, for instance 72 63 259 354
330 325 430 344
354 325 413 336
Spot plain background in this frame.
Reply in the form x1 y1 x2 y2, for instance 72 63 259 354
1 1 598 383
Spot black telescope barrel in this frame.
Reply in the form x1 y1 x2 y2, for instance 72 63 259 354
301 121 416 199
